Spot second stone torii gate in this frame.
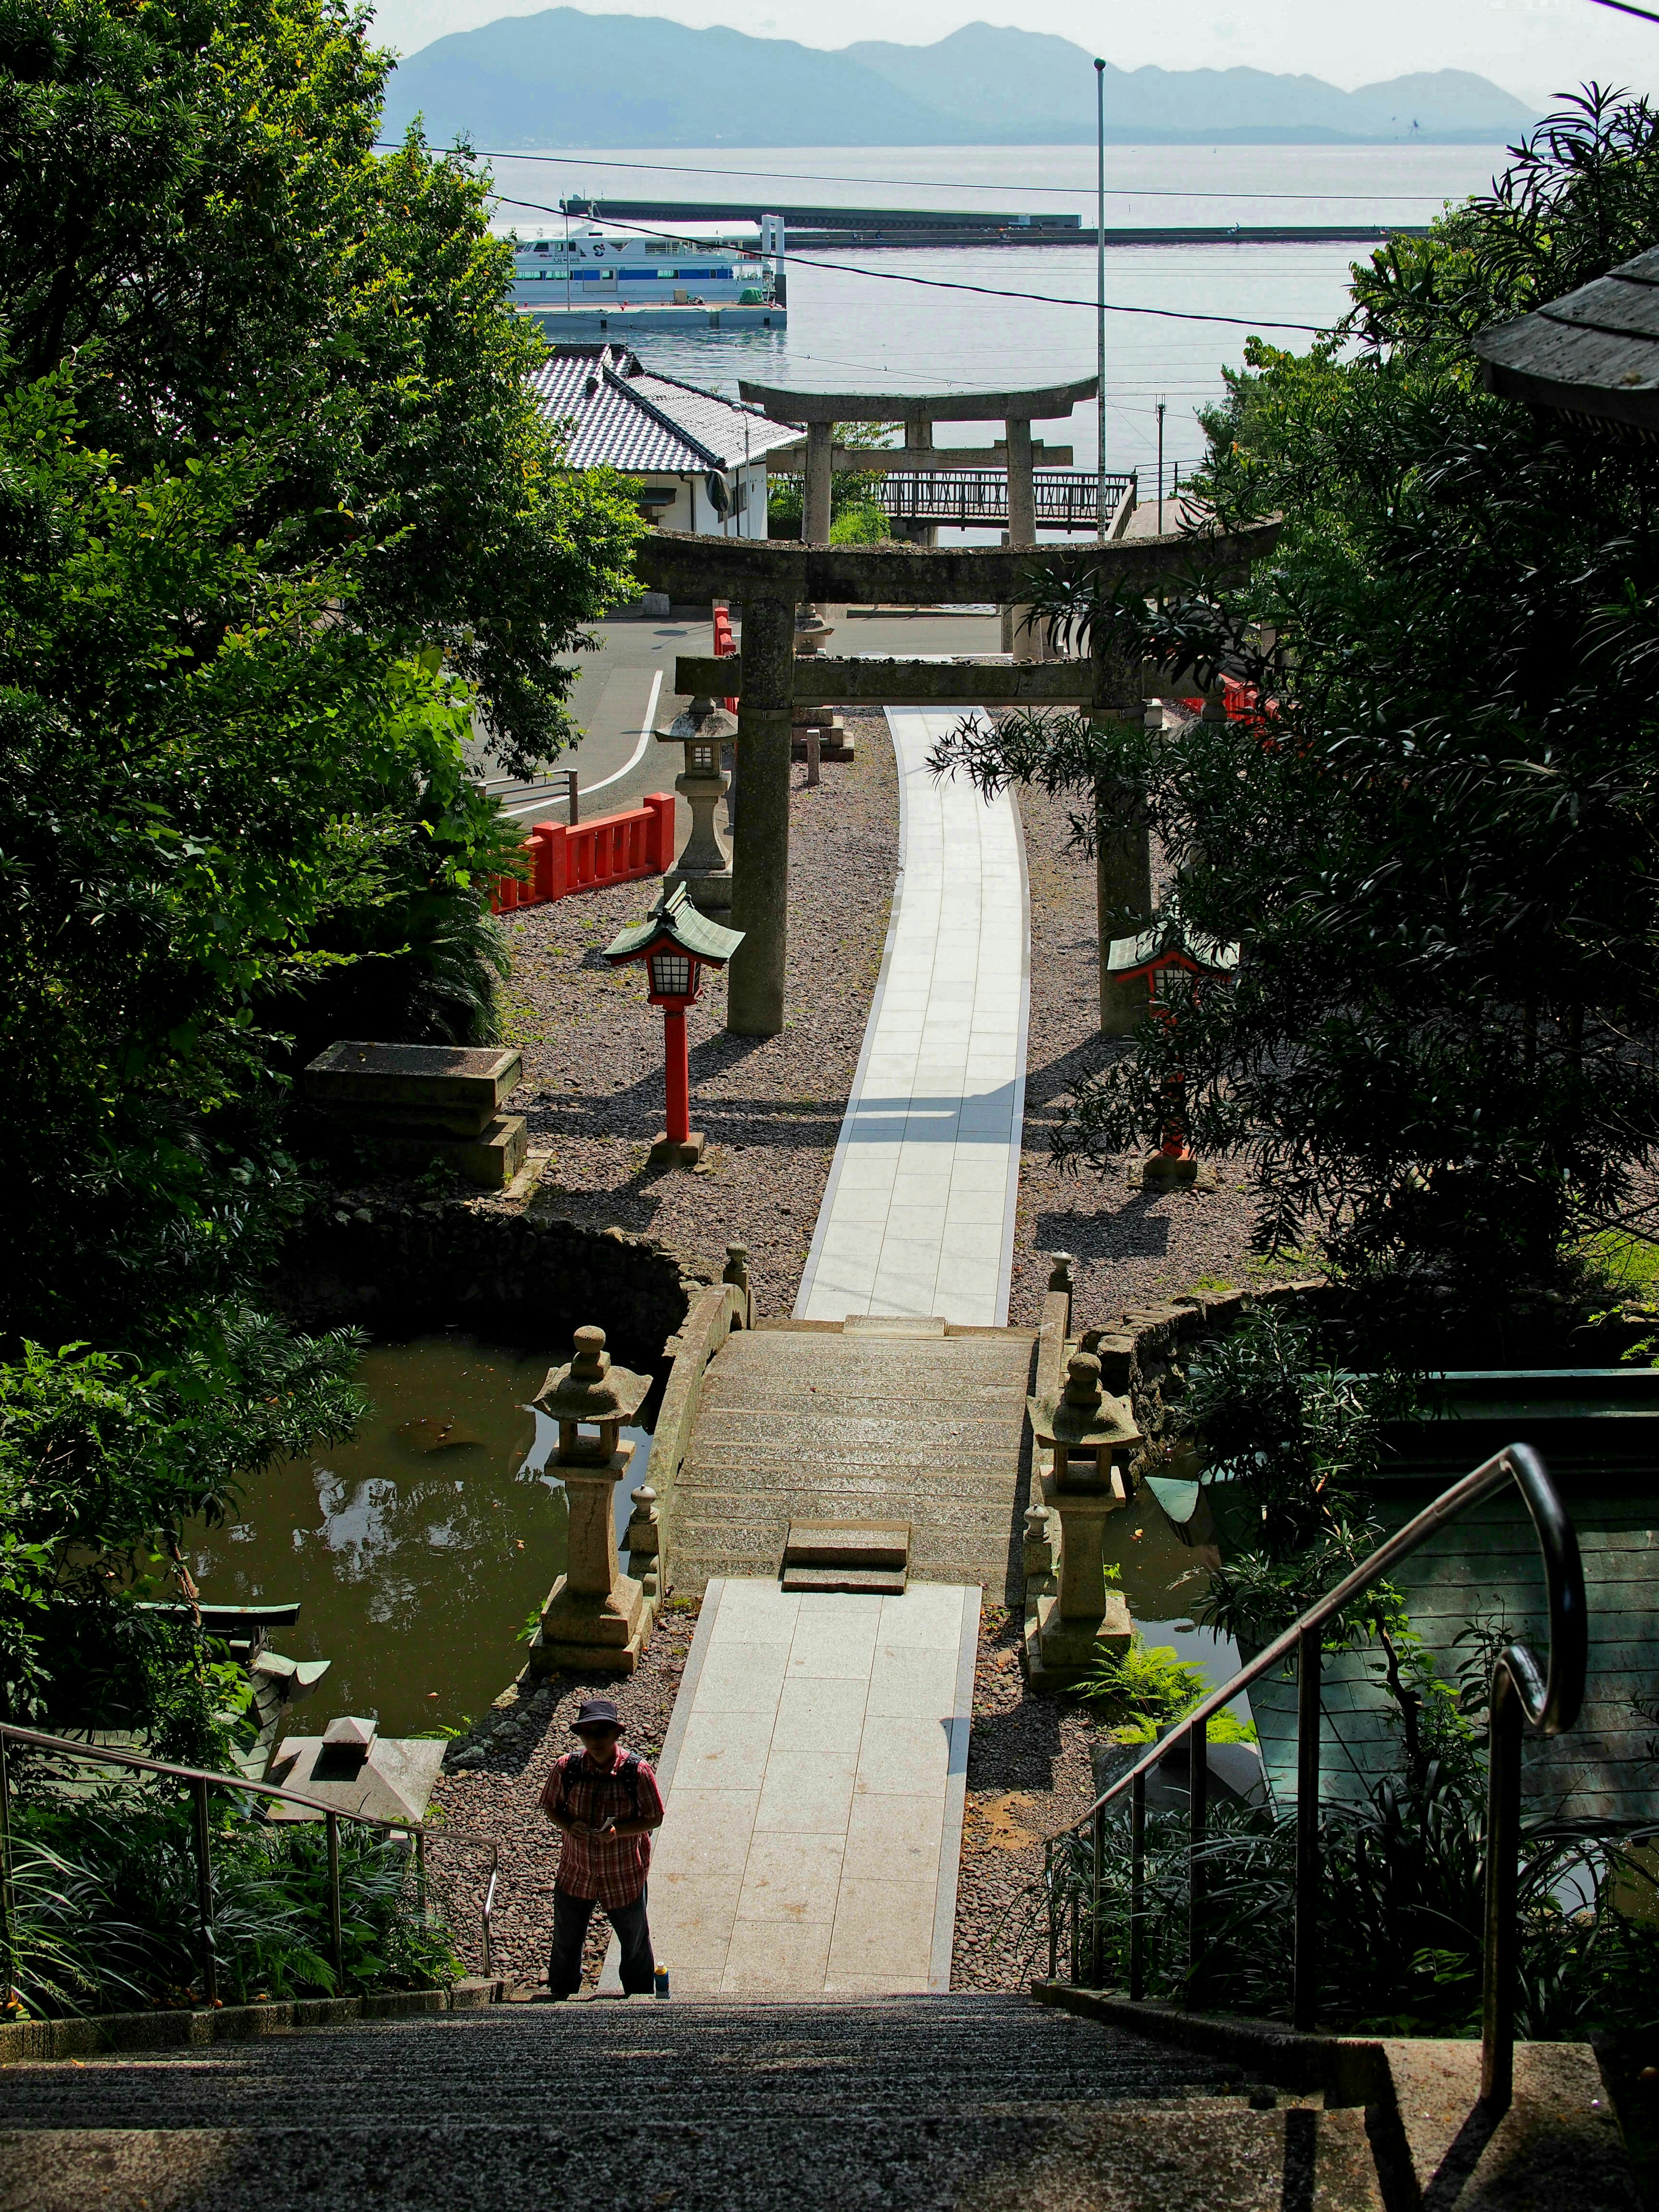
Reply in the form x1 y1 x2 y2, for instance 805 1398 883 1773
740 376 1101 555
632 527 1279 1039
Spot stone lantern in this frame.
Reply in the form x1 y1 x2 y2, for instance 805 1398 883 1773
528 1325 656 1675
658 694 736 915
792 607 849 782
1024 1350 1139 1688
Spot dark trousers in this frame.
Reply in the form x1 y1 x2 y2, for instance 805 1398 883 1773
549 1883 655 1996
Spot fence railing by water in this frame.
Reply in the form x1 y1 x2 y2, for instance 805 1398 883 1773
772 468 1138 534
1026 1441 1586 2113
0 1723 434 2010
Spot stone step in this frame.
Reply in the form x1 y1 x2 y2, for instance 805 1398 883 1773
783 1519 911 1567
781 1516 910 1592
781 1564 909 1593
0 1996 1393 2212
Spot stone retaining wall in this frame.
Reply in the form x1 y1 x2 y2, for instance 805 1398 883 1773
277 1196 712 1367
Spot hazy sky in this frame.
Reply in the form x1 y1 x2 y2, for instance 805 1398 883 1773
365 0 1659 108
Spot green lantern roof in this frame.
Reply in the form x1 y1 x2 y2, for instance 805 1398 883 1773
603 881 745 969
1106 916 1239 981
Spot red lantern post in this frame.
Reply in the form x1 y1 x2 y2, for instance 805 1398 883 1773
603 884 745 1169
1103 920 1239 1190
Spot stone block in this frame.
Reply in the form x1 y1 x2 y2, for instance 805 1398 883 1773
306 1039 521 1120
380 1113 528 1189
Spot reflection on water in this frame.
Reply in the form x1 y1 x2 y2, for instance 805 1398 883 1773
1103 1491 1249 1723
186 1334 651 1735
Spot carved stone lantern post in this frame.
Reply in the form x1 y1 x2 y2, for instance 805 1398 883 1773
529 1326 655 1675
658 694 736 915
792 607 849 782
1024 1350 1139 1688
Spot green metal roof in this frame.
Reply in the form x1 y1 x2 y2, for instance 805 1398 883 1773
1105 918 1239 979
603 881 744 968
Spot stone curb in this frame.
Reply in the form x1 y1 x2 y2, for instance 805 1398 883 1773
1030 1982 1386 2101
0 1980 505 2066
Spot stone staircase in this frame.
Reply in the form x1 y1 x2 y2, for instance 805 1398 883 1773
0 1992 1387 2212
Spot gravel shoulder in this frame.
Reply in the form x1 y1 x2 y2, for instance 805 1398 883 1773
499 723 1268 1332
426 1603 700 1993
499 713 896 1322
1008 782 1271 1332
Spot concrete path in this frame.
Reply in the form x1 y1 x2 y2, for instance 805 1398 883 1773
642 1579 979 1998
796 707 1029 1326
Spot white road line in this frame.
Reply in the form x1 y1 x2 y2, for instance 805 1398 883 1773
498 668 665 817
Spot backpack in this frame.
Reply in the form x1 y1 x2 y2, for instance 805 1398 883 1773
557 1748 642 1819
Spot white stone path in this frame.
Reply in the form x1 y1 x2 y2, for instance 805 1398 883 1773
640 1579 979 1998
795 707 1029 1326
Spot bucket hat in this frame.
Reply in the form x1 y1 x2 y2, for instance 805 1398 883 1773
572 1695 622 1735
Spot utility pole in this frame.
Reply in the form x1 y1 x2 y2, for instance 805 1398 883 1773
1156 398 1166 534
1095 56 1106 544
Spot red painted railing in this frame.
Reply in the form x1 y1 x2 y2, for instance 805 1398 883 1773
490 793 674 912
713 605 737 713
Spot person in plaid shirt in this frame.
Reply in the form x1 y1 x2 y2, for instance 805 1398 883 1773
539 1695 665 1998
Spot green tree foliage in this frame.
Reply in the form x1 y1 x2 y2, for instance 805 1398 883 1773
0 0 643 1737
932 91 1659 1341
767 420 896 539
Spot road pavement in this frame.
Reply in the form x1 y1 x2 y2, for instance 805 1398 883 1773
474 609 1004 827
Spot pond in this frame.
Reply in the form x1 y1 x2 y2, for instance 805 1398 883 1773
185 1333 652 1736
1102 1489 1250 1722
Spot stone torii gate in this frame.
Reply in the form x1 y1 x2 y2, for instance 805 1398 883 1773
633 526 1279 1039
740 376 1101 556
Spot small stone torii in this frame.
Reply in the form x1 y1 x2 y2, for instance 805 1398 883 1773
632 524 1280 1040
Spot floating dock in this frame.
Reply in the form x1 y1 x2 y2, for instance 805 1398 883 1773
519 301 785 334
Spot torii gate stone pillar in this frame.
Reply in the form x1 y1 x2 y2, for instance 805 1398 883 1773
632 528 1279 1039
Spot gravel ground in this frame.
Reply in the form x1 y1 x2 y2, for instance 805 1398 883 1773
427 1592 1101 1998
425 1602 700 1994
498 714 896 1321
1007 781 1273 1332
952 1603 1105 1993
497 719 1268 1331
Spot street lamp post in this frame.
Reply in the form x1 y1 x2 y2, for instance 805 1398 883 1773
1095 55 1107 544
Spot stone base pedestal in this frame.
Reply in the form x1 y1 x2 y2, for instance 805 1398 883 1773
527 1570 651 1676
1137 1152 1218 1193
381 1113 528 1189
1023 1586 1132 1693
650 1128 706 1169
665 865 733 915
792 715 853 761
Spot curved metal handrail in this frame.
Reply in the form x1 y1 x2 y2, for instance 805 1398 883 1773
0 1721 436 2013
1035 1441 1586 2113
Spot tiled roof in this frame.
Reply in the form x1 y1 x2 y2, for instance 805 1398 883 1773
527 347 803 475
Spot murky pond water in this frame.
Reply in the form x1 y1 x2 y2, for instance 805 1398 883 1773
185 1334 651 1736
1103 1492 1249 1719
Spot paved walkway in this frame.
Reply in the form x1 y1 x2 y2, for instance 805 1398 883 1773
795 708 1029 1327
641 1579 979 1998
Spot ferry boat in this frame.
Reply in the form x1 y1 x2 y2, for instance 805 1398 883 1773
507 214 787 325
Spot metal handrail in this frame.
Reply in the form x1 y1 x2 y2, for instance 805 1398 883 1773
0 1722 434 2013
1036 1442 1585 2112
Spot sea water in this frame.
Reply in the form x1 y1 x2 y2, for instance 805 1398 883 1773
488 140 1511 490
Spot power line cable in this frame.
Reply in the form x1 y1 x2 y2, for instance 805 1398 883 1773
373 138 1457 203
1584 0 1659 20
485 193 1327 331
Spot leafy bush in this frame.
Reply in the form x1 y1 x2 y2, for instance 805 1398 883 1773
1054 1773 1659 2040
6 1784 459 2019
1080 1634 1256 1747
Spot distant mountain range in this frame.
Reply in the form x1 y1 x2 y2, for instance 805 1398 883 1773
379 13 1539 151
